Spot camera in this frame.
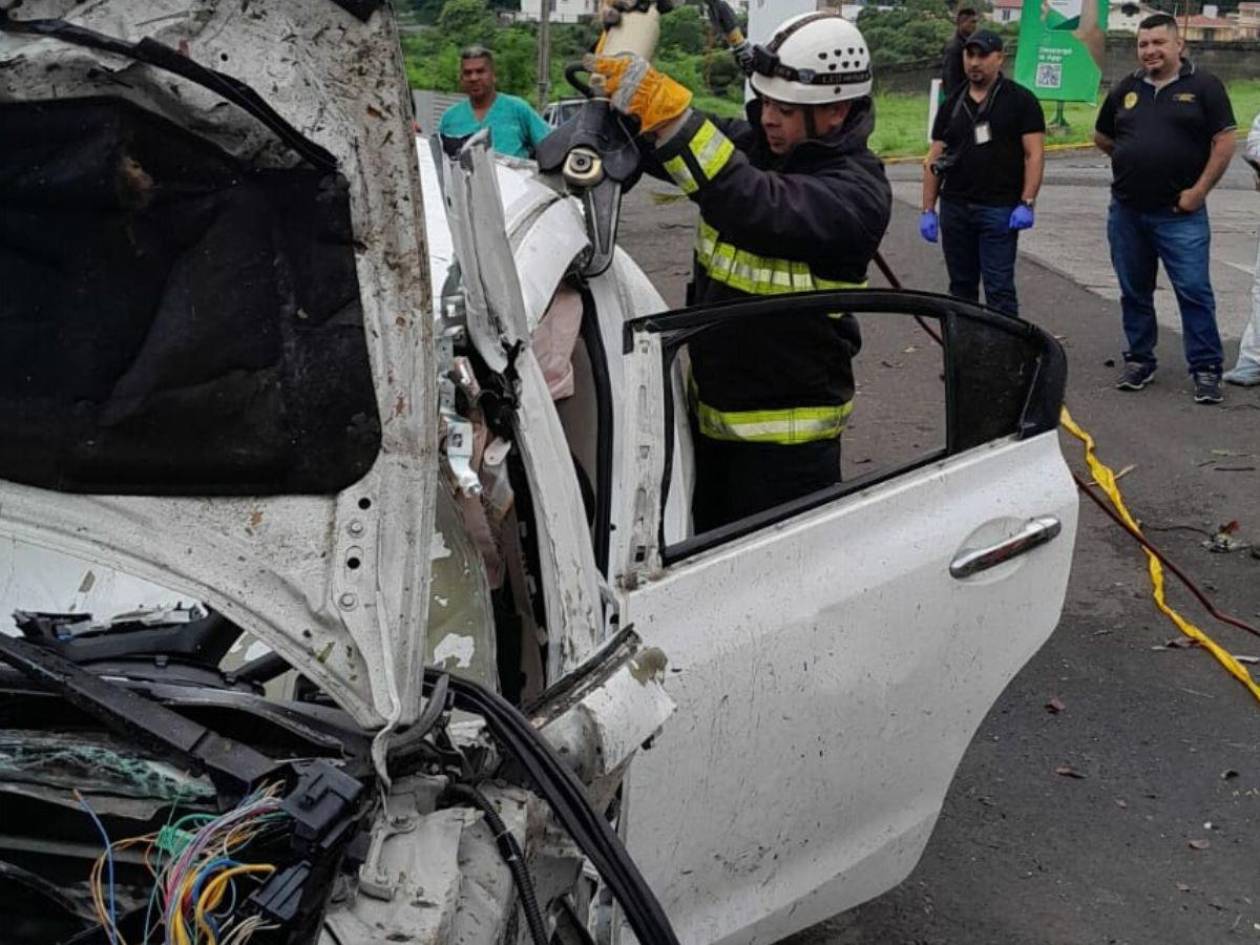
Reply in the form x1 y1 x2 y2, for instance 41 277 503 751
930 149 959 178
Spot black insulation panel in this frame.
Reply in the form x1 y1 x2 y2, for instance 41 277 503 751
0 97 381 495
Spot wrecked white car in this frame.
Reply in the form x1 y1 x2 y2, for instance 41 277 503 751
0 3 1078 945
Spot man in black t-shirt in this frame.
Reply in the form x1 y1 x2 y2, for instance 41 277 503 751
1094 13 1236 404
920 31 1045 318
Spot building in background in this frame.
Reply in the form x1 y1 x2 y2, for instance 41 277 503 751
749 0 828 43
1237 1 1260 38
988 0 1022 24
517 0 598 24
1107 1 1160 32
1182 5 1239 41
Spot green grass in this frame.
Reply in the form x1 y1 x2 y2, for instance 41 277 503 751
692 94 744 118
868 79 1260 160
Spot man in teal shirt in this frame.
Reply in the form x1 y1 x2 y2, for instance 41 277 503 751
438 46 551 160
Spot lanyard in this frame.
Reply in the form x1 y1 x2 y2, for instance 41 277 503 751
953 77 1003 131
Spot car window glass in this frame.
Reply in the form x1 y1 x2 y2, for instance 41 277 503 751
842 309 948 480
658 299 948 558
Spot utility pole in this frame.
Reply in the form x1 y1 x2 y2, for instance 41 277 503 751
537 0 553 109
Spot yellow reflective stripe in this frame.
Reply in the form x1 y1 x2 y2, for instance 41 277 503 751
664 155 698 194
694 222 867 296
688 120 735 179
696 399 854 444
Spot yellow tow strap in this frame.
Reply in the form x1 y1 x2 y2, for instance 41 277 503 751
1060 406 1260 705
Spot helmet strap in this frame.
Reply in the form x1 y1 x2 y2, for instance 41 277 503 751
805 106 819 141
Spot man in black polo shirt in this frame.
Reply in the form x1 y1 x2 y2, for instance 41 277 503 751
920 30 1046 318
1095 13 1236 404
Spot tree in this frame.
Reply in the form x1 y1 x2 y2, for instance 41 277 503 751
659 5 708 56
858 0 956 66
493 26 538 98
702 50 741 97
437 0 498 49
408 0 445 24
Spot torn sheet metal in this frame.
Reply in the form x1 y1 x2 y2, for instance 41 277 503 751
418 139 588 332
513 349 607 678
536 634 675 808
0 0 436 729
615 331 670 588
441 133 530 373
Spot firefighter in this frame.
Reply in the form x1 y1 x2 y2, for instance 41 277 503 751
587 13 892 531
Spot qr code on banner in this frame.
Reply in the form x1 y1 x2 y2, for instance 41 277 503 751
1036 63 1062 88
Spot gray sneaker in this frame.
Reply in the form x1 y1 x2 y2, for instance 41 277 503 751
1223 364 1260 386
1192 371 1223 404
1116 362 1156 391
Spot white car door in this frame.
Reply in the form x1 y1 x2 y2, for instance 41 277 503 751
615 290 1078 945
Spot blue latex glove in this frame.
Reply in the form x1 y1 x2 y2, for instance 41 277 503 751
919 210 939 243
1009 203 1035 230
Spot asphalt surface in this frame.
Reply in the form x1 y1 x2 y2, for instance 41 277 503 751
617 150 1260 945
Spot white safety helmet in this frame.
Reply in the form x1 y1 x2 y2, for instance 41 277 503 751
748 13 873 105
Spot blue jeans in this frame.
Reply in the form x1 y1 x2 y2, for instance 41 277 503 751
939 199 1020 318
1106 200 1223 374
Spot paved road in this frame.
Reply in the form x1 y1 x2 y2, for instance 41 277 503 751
617 151 1260 945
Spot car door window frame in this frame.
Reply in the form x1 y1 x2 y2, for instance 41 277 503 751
624 289 1067 564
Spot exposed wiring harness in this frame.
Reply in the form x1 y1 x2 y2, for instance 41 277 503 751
83 783 288 945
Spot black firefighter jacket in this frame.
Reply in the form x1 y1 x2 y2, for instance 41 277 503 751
645 98 892 446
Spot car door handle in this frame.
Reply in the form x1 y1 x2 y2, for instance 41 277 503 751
950 516 1062 579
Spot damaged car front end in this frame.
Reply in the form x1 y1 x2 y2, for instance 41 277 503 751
0 3 676 943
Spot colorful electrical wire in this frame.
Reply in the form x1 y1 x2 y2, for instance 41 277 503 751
76 790 119 945
83 783 288 945
159 784 285 945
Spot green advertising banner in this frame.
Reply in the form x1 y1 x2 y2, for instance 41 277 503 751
1014 0 1109 104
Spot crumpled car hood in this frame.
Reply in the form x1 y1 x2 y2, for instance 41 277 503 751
0 0 435 729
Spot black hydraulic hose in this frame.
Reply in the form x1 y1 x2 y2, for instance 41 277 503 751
1072 471 1260 640
386 672 451 771
447 784 550 945
426 670 681 945
873 251 945 346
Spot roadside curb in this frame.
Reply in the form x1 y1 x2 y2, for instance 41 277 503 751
881 140 1098 165
879 127 1252 166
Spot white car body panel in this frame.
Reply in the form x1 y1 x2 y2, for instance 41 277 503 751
619 431 1078 945
0 0 436 729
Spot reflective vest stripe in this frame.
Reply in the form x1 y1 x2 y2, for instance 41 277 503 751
663 155 699 194
695 221 868 296
663 120 735 195
688 120 736 180
695 398 855 444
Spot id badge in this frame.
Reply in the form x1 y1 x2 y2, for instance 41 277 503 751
974 122 992 145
